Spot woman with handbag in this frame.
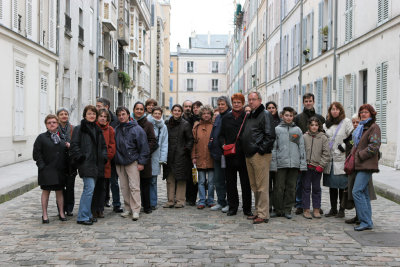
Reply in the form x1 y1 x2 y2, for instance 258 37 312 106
351 104 381 231
323 102 353 218
192 105 214 209
218 94 253 216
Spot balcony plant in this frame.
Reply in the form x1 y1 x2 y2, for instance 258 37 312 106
303 48 310 62
118 71 131 89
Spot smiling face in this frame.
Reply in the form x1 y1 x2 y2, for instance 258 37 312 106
152 110 162 120
309 121 319 133
85 110 97 122
282 111 294 124
146 103 155 113
303 97 314 110
57 111 69 124
46 118 59 132
134 104 145 119
118 110 130 123
330 105 340 119
266 104 277 116
98 112 108 126
172 106 182 119
232 99 244 112
359 109 371 121
217 100 228 113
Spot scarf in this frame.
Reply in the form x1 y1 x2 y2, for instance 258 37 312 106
58 122 72 142
135 114 147 122
232 109 243 119
352 118 372 147
49 131 61 144
325 116 342 128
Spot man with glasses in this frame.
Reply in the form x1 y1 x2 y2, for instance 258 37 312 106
240 92 276 224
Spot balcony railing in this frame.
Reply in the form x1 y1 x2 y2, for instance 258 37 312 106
65 14 71 33
78 26 84 44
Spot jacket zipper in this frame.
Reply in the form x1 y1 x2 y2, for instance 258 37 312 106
310 136 314 164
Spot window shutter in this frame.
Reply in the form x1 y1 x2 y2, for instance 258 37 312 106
15 66 24 136
302 17 307 63
40 75 48 132
338 77 344 103
90 8 94 50
345 0 353 43
301 85 306 110
12 0 18 32
348 73 356 117
0 0 3 24
317 79 323 114
327 75 332 106
318 1 323 56
378 0 389 24
26 0 33 39
39 0 43 45
376 63 388 143
293 86 298 112
49 0 56 52
193 79 197 91
328 0 332 49
310 11 314 59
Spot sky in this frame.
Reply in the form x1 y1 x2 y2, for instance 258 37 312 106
169 0 242 51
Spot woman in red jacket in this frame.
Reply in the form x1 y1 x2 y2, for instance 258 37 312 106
92 109 116 218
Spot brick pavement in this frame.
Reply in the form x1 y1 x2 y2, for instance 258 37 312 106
0 177 400 266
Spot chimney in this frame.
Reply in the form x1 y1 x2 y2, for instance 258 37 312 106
208 31 211 46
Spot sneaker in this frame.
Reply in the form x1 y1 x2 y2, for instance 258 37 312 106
221 205 229 213
132 212 139 221
120 211 132 218
210 204 222 211
303 209 312 219
284 213 292 219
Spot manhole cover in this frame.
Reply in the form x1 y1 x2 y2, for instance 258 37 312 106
190 223 220 230
345 231 400 247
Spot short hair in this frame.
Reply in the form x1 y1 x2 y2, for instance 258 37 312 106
56 107 69 116
265 101 277 109
98 108 111 122
231 93 245 104
145 98 158 107
83 105 98 119
302 93 315 102
97 97 111 108
307 116 323 132
282 106 295 115
116 106 130 116
358 104 377 123
199 105 214 119
352 113 359 120
217 96 232 109
44 114 59 125
171 104 183 113
327 102 346 121
151 106 163 114
182 100 192 107
248 91 262 100
133 101 145 110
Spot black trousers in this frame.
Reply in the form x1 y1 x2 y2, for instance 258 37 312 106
104 179 110 204
329 188 344 211
63 173 76 213
225 154 252 213
91 177 105 212
269 171 276 210
186 161 198 204
140 177 151 212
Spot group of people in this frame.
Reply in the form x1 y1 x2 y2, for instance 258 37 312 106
33 91 381 231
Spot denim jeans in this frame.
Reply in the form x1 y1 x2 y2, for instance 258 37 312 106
352 171 373 228
110 163 121 208
213 159 227 207
197 169 215 206
77 177 96 222
150 175 158 207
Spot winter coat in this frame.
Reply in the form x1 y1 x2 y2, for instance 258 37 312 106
270 121 307 171
323 118 353 175
147 115 168 176
70 120 108 179
109 110 119 129
96 122 116 178
353 121 381 173
33 132 68 186
114 120 150 166
137 116 158 178
218 110 247 158
165 117 193 181
303 131 330 170
208 108 231 160
294 108 326 134
240 104 276 157
192 120 214 169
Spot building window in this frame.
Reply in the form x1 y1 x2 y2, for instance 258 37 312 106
345 0 353 43
212 61 219 73
170 61 173 73
378 0 389 24
169 96 173 110
187 79 193 91
212 79 218 92
187 61 194 73
376 62 388 143
14 66 25 136
211 97 218 108
170 79 173 92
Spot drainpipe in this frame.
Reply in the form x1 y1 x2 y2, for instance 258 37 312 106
332 0 338 91
55 0 60 110
255 6 258 92
96 0 99 105
265 0 268 98
298 0 304 94
278 0 283 85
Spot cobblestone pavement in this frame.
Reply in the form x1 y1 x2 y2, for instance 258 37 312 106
1 177 400 266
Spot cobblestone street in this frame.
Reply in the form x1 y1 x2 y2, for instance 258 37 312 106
0 178 400 266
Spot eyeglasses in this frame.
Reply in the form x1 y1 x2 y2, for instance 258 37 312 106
248 98 259 102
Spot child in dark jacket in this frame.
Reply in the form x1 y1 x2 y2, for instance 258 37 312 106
302 117 330 219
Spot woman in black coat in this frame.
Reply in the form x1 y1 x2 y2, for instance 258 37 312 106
70 105 107 225
163 104 193 208
33 114 69 223
133 102 157 214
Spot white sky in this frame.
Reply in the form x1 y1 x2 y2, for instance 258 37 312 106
169 0 242 51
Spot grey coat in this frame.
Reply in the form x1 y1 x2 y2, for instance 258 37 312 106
271 122 307 171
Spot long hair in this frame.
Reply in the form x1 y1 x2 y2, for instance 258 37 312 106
326 102 346 121
307 116 324 132
358 104 377 123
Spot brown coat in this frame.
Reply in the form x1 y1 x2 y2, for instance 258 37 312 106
191 120 213 169
303 131 330 170
353 121 381 173
96 122 116 178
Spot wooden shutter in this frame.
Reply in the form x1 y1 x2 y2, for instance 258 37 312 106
0 0 3 24
338 77 344 103
345 0 353 43
302 17 307 63
376 63 388 143
317 79 323 114
378 0 389 24
301 85 306 110
26 0 33 39
327 75 332 107
15 66 24 136
310 11 314 59
49 0 56 52
12 0 18 31
318 1 323 56
328 0 332 49
39 0 44 45
40 75 48 132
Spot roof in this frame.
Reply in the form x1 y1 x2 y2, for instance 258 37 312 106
178 47 227 56
189 34 229 49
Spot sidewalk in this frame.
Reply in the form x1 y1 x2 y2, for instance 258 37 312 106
0 160 399 204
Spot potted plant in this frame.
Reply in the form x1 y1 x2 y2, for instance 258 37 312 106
321 26 329 52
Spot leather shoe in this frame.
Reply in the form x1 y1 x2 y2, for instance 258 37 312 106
144 209 152 214
243 211 253 217
113 207 124 213
295 208 303 215
253 217 269 224
227 210 237 216
42 216 49 224
90 217 98 223
77 220 93 225
354 225 373 231
59 215 68 221
104 201 111 208
66 211 73 216
247 214 257 220
284 213 293 219
345 216 358 224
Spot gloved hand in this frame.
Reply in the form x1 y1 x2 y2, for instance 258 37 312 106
315 166 324 173
338 144 345 153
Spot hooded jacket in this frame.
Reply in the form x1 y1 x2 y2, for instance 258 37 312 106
114 120 150 166
270 121 307 171
147 115 168 176
303 131 330 169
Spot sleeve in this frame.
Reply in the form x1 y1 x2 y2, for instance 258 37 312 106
146 123 158 155
298 131 307 171
358 125 381 161
136 127 150 165
259 111 276 154
100 133 108 163
33 135 46 170
159 126 168 163
191 127 197 160
270 138 278 172
69 127 83 161
184 122 194 153
320 135 331 169
341 119 354 149
217 118 225 148
107 127 116 160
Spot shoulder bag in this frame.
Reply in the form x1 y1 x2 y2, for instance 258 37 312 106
223 112 248 157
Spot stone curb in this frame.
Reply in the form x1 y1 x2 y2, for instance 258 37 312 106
0 176 38 204
374 181 400 205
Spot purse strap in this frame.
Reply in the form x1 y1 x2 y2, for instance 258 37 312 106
234 112 248 144
329 120 344 149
